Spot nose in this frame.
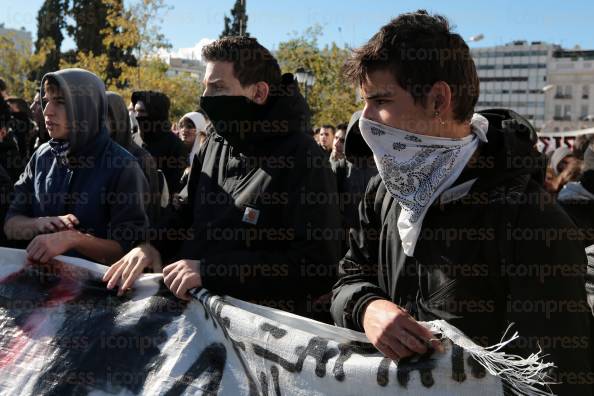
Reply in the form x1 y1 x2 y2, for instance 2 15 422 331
361 103 378 123
43 101 55 117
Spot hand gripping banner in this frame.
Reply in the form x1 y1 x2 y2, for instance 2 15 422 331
0 248 554 395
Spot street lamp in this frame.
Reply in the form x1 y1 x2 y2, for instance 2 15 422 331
542 84 556 93
295 67 315 100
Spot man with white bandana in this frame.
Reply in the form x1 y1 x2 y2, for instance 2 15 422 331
331 10 591 396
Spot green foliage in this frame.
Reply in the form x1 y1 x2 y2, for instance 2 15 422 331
0 32 53 100
33 0 67 80
276 25 361 127
220 0 249 38
117 58 202 121
60 0 200 121
63 0 137 85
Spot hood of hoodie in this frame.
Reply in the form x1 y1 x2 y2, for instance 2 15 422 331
106 91 132 149
458 109 546 193
199 73 312 155
41 68 108 156
344 109 378 171
131 90 171 143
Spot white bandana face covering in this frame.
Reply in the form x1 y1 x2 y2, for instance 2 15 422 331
359 114 489 256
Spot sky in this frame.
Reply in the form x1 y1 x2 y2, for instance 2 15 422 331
2 0 594 58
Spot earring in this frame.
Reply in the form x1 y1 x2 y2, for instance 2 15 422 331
434 111 446 126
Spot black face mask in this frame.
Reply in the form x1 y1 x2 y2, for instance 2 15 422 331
135 115 152 137
135 116 170 143
200 95 288 153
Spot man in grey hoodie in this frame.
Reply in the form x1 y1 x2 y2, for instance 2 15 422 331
4 68 149 265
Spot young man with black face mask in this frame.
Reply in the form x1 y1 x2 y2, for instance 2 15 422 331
330 10 591 396
130 90 187 194
104 36 341 321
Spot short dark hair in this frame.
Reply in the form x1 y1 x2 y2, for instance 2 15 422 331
336 123 348 132
6 97 30 115
344 10 479 122
0 77 6 92
321 124 335 133
202 36 281 88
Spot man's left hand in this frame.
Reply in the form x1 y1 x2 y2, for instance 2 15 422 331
163 259 202 300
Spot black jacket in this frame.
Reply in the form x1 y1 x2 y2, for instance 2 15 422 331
157 80 341 321
331 112 592 396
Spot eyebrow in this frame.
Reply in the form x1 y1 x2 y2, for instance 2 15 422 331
363 91 393 100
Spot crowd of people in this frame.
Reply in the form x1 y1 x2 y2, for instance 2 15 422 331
0 9 593 395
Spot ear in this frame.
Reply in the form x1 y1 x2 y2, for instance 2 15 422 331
252 81 270 105
427 81 452 117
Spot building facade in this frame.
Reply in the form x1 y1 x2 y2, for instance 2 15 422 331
0 25 32 53
471 41 594 133
165 56 205 81
545 49 594 132
471 41 554 130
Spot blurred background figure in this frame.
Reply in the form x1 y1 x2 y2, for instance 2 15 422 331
178 111 208 155
30 90 51 151
0 78 7 99
0 95 22 183
545 146 582 194
107 91 162 225
6 97 36 159
318 124 335 153
131 90 187 195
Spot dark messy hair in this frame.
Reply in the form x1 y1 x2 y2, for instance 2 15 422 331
321 124 336 133
336 123 348 132
201 36 281 88
0 77 6 92
344 9 479 121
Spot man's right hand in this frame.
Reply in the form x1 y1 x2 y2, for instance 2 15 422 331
35 214 79 234
362 299 444 360
103 244 162 296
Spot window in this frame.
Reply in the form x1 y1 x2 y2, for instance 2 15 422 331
564 104 572 119
583 85 590 99
565 85 573 98
555 105 562 117
581 104 590 119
